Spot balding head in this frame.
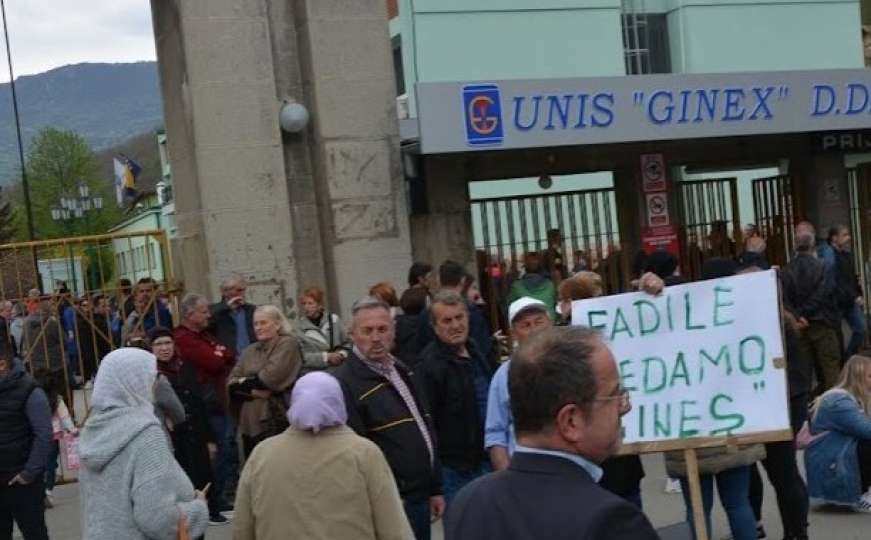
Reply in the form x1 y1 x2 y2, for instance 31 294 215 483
220 274 247 303
795 221 816 239
795 231 816 253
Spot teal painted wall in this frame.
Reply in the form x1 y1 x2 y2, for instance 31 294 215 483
667 1 863 73
395 0 864 242
401 0 626 115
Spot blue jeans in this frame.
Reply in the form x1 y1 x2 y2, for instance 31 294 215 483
443 464 488 504
403 498 431 540
207 414 238 509
679 466 757 540
846 303 867 358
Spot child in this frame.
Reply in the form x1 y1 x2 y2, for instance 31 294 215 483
42 372 77 508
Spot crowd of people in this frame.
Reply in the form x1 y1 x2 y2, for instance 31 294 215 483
1 218 870 540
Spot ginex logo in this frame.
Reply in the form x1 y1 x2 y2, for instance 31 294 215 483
463 84 504 146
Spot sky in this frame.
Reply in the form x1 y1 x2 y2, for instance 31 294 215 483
0 0 156 82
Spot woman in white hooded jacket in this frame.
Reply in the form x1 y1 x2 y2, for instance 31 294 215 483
78 348 209 540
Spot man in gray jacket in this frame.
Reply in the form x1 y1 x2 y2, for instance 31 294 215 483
0 347 52 540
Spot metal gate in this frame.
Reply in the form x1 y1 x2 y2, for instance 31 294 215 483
0 230 176 422
848 166 871 322
471 188 623 329
752 175 800 269
677 178 742 281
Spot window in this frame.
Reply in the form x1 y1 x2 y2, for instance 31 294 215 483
622 11 671 74
392 38 406 96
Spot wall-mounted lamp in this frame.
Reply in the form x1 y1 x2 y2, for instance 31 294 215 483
279 99 310 133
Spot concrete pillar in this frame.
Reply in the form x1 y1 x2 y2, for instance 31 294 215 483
792 154 851 232
410 156 476 271
294 0 412 316
150 0 411 318
150 0 299 308
612 164 642 256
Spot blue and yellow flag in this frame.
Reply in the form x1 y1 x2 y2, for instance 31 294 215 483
113 155 142 205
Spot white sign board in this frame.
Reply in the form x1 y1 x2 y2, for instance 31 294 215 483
572 270 789 448
417 68 871 154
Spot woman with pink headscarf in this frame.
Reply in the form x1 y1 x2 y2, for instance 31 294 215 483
233 372 414 540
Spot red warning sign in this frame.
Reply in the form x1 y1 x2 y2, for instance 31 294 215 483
646 192 669 227
641 224 680 259
641 154 666 193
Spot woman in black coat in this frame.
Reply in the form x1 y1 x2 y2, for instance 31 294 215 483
148 326 223 528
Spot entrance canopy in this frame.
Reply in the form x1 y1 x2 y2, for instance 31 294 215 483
416 69 871 155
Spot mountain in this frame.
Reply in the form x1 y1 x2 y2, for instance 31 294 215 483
0 62 163 184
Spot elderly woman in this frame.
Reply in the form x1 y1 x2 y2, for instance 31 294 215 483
78 348 209 540
229 305 302 457
147 327 219 525
233 372 414 540
806 354 871 511
297 286 349 370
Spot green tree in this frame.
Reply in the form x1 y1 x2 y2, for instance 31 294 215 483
24 128 122 239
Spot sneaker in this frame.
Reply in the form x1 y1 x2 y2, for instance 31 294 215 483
209 514 231 526
664 478 682 494
220 510 235 519
856 493 871 513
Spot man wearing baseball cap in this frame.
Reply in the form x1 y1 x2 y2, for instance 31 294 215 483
484 297 552 471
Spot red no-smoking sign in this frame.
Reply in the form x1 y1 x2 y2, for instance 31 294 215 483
646 192 669 226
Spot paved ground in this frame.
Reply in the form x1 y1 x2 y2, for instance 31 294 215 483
23 454 870 540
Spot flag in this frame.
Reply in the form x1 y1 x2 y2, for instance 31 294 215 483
113 155 142 206
113 157 126 206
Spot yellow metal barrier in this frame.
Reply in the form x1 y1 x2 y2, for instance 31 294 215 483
0 230 177 419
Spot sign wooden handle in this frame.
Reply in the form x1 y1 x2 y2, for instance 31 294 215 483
684 448 709 540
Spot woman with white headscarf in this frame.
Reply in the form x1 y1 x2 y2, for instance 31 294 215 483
233 372 414 540
78 348 209 540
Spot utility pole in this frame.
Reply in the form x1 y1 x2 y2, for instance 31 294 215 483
1 0 40 293
1 0 34 242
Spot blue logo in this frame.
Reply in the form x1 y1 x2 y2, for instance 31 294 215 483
463 84 504 146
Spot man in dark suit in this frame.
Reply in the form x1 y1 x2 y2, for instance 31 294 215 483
445 326 658 540
209 274 256 357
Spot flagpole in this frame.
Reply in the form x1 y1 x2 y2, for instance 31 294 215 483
0 0 40 293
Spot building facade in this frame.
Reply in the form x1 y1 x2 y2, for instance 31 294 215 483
389 0 871 331
393 0 869 263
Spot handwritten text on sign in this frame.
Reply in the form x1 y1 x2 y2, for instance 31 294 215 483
572 270 788 445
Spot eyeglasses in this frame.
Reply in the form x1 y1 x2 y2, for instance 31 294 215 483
591 385 631 409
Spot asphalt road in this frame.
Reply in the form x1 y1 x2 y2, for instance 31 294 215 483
23 454 870 540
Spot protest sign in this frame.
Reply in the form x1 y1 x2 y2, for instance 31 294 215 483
572 269 792 453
